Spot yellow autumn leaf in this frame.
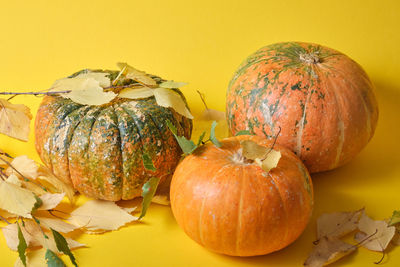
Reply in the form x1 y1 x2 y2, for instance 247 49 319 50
159 80 188 88
37 193 65 210
117 62 157 87
6 173 22 186
68 200 137 232
63 86 116 106
36 217 77 233
153 87 194 119
354 213 395 251
74 72 111 88
118 87 155 99
304 236 357 267
0 98 32 141
37 166 75 202
0 180 38 218
51 72 111 91
240 140 281 173
317 209 364 239
5 155 39 179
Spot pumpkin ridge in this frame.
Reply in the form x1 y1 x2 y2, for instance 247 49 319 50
235 165 245 254
267 171 290 249
53 104 91 183
111 105 125 197
48 102 83 174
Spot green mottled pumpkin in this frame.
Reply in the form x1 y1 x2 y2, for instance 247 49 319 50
35 70 192 201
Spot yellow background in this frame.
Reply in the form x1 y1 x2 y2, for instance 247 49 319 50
1 0 400 266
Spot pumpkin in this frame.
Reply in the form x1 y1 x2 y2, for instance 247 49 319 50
35 70 192 201
170 135 313 256
226 42 378 173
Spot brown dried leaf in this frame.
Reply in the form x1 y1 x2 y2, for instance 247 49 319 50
317 209 364 239
241 140 268 160
117 62 157 87
68 200 137 232
6 155 39 180
354 213 395 251
0 180 38 218
304 236 356 267
0 98 32 141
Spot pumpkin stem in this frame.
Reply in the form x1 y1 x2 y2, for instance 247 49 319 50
299 53 320 64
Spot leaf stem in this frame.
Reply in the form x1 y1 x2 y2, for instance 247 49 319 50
197 90 209 110
0 91 71 96
0 215 11 224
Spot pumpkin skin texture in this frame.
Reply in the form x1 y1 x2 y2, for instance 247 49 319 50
35 76 192 201
226 42 379 173
170 135 313 257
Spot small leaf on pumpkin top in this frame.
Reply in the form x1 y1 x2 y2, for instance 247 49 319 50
45 249 66 267
354 213 395 252
63 86 116 106
0 98 32 141
6 155 39 180
117 62 157 87
0 180 39 218
17 223 28 267
73 72 111 88
142 153 156 171
240 140 268 160
166 120 197 155
51 72 111 90
389 210 400 226
68 200 137 232
51 228 78 267
153 88 193 119
159 81 188 89
255 150 281 173
37 193 65 211
304 236 356 267
199 109 226 121
317 209 364 239
118 87 154 99
210 121 221 147
139 177 160 220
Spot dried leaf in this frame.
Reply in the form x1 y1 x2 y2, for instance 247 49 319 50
139 177 160 219
36 217 77 233
0 180 39 218
63 86 116 106
199 109 226 121
241 140 269 160
153 88 193 119
2 221 40 251
317 209 364 239
0 98 32 141
159 81 188 89
0 208 16 219
51 72 111 90
354 213 395 251
151 195 170 206
74 72 111 88
256 150 281 172
37 193 65 211
45 249 66 267
389 210 400 226
117 62 157 87
50 228 77 267
68 200 137 231
210 121 221 147
37 166 75 203
304 236 356 267
118 87 154 99
7 173 22 186
6 155 38 179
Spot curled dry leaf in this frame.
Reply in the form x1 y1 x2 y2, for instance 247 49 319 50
0 98 32 141
354 213 395 252
317 209 364 239
5 155 39 179
240 140 281 173
304 236 356 267
153 88 194 119
68 200 137 232
0 180 39 218
36 217 77 234
37 193 65 210
117 62 157 87
37 166 75 203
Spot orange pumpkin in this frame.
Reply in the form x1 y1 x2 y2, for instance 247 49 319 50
170 135 313 256
226 42 379 173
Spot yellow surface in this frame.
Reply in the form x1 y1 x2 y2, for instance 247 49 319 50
1 0 400 266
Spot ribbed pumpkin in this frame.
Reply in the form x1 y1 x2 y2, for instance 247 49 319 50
170 135 313 256
226 42 379 173
35 70 192 201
